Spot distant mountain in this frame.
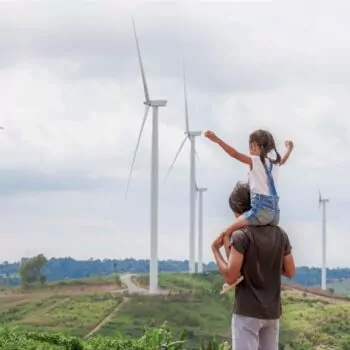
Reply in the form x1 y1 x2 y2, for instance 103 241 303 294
0 257 349 287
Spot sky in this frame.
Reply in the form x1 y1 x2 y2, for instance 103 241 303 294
0 0 349 267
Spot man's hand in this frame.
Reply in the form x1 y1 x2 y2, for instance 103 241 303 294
204 130 220 143
284 140 294 150
211 233 224 250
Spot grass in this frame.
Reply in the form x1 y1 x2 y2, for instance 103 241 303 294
327 278 350 296
0 275 123 338
0 294 123 337
138 272 350 349
2 272 350 349
50 275 122 287
98 294 231 347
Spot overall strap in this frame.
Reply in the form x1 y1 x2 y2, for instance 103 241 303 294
262 160 278 197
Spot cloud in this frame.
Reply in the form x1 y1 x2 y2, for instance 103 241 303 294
0 1 348 267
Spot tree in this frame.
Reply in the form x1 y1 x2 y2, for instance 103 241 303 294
19 254 47 286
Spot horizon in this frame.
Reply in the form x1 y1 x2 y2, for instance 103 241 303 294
2 255 350 270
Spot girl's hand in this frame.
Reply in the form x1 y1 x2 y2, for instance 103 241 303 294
204 130 220 143
285 140 294 150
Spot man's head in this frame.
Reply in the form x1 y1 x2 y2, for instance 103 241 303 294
229 182 251 217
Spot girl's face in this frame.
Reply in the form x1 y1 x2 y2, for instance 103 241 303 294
249 142 260 156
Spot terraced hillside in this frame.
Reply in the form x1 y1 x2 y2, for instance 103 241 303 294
1 272 350 349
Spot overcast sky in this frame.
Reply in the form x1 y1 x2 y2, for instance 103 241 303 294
0 0 349 267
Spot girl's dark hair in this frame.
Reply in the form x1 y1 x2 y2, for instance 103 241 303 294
249 129 281 164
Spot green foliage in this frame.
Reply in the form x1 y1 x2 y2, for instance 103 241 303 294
3 257 350 288
0 325 230 349
1 271 350 349
19 254 48 286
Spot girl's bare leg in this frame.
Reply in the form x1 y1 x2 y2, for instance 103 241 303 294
224 214 249 238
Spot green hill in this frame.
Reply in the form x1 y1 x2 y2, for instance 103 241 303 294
1 272 350 349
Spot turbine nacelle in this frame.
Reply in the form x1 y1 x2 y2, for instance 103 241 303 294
197 187 207 193
185 131 202 137
319 191 330 207
145 100 167 107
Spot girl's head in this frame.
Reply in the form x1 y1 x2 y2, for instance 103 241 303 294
249 129 281 164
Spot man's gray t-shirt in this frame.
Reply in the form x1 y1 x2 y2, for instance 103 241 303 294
230 225 292 319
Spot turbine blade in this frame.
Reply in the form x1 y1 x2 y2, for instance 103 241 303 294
132 18 150 103
319 190 322 208
183 61 190 133
125 104 150 197
164 136 188 182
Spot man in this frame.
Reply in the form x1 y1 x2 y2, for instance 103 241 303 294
211 182 295 350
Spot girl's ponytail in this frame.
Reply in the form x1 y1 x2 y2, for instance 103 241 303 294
273 147 281 164
259 145 267 164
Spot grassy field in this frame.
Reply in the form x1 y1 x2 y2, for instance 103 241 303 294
1 273 350 349
137 272 350 349
327 279 350 296
0 275 124 337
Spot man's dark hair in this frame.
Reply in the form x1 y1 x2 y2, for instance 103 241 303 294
229 182 251 215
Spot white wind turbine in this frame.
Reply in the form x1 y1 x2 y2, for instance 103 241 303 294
164 64 201 274
126 19 167 294
196 186 207 273
319 191 330 291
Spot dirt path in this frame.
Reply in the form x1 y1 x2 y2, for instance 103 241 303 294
120 274 149 294
84 297 129 339
285 285 346 304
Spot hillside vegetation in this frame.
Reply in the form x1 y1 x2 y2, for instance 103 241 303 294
137 272 350 349
1 272 350 349
0 325 230 350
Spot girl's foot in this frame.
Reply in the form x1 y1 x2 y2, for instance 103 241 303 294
220 275 244 294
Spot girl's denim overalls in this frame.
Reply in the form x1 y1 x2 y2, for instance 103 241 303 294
244 160 280 226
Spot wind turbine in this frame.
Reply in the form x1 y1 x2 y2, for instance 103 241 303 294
319 191 330 291
164 64 201 274
126 19 167 294
196 186 207 273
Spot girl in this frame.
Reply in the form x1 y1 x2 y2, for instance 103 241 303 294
205 129 294 292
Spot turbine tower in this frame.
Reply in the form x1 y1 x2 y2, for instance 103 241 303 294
126 19 167 294
196 186 207 273
164 63 201 274
319 191 330 291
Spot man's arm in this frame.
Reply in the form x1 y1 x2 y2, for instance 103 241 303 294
283 254 295 279
212 245 243 285
211 230 247 285
280 227 295 279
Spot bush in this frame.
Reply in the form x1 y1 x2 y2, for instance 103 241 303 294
0 325 231 350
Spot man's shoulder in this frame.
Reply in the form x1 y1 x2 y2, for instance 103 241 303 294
232 227 249 235
231 228 249 240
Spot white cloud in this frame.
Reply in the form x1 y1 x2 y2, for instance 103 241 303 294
0 1 348 267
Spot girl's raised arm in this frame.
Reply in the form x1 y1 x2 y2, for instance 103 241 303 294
280 140 294 166
204 131 252 166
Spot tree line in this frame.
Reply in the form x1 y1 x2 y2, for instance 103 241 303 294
1 255 350 287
